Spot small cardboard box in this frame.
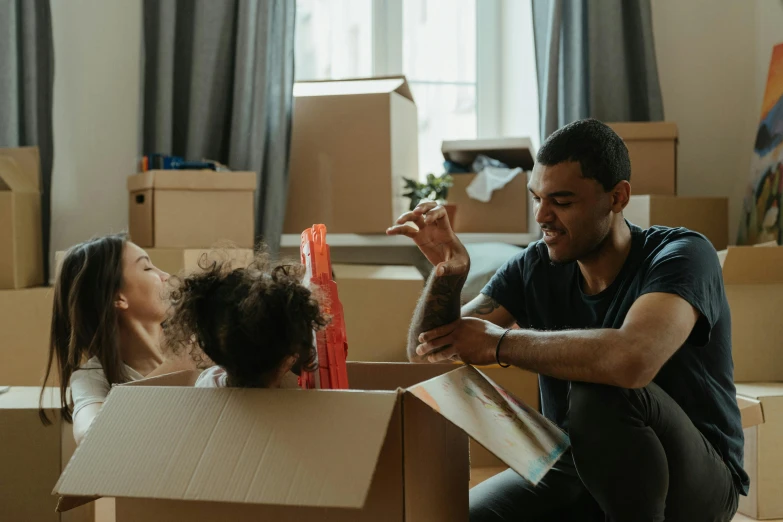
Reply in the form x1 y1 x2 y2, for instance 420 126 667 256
736 383 783 520
0 147 44 289
0 386 102 522
128 170 256 249
284 77 418 234
0 287 54 386
333 264 424 363
608 122 678 196
442 137 535 233
624 195 729 250
346 362 540 469
718 246 783 382
54 365 569 522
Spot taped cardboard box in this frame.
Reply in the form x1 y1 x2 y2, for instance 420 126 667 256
0 147 44 289
0 287 54 386
442 137 535 233
128 170 256 249
0 386 108 522
54 365 568 522
346 362 539 469
718 246 783 382
284 77 418 234
625 195 729 250
736 383 783 520
333 264 424 362
607 122 678 196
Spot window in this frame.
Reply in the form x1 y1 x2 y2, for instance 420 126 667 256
295 0 539 179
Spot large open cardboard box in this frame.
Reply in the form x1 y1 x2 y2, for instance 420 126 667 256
0 287 54 386
624 195 729 250
736 383 783 520
54 364 567 522
128 170 256 249
1 386 109 522
442 137 535 233
0 147 44 289
718 245 783 382
284 77 418 234
608 122 678 196
334 264 424 362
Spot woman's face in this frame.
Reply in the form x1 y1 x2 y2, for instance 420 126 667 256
115 242 170 323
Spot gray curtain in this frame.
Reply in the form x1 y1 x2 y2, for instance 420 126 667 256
143 0 295 253
0 0 55 281
532 0 664 141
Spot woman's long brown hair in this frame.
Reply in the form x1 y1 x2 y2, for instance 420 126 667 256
39 234 132 425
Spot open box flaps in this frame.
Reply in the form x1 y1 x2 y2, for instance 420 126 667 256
0 156 38 193
293 76 414 102
717 245 783 284
54 366 569 515
441 137 535 171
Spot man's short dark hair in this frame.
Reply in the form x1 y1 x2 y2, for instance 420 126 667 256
536 119 631 192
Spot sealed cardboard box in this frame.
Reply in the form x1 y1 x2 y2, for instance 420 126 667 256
719 246 783 382
127 170 256 248
55 365 568 522
0 147 44 289
0 287 54 386
625 195 729 250
0 387 99 522
346 362 540 469
736 383 783 519
442 137 535 233
284 77 418 234
333 264 424 362
608 122 678 196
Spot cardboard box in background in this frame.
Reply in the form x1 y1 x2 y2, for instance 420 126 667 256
284 77 418 234
55 365 566 522
736 383 783 520
608 122 678 196
0 147 44 289
718 246 783 382
0 287 54 386
334 264 424 363
442 138 535 234
0 387 103 522
128 170 256 249
624 195 729 250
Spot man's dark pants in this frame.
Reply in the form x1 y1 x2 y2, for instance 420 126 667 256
470 382 740 522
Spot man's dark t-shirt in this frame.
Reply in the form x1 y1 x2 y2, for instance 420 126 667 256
482 222 748 493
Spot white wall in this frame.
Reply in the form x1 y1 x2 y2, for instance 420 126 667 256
50 0 142 278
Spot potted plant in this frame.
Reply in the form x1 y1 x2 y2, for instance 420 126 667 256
402 173 457 225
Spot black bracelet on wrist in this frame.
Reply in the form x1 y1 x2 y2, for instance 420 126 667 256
495 328 511 368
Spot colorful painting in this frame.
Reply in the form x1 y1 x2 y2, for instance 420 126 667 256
738 43 783 245
409 366 569 486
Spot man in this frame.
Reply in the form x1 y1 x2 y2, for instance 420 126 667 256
387 119 744 521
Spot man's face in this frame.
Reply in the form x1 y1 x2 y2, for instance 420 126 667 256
528 161 618 264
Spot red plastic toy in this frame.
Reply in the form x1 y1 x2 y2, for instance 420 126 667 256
298 224 350 389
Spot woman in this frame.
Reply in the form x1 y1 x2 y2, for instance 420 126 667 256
164 252 326 388
39 234 189 444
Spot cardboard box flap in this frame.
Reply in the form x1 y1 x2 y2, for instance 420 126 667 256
736 382 783 400
294 76 414 102
442 137 535 171
0 156 38 193
55 386 400 510
720 246 783 284
0 146 41 191
127 170 257 192
737 395 765 429
607 121 679 141
407 365 569 485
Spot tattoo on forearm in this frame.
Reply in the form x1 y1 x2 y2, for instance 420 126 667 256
408 273 465 361
466 295 501 317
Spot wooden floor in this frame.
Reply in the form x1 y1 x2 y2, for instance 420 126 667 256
469 468 780 522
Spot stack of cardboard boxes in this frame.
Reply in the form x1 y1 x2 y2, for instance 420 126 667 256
719 244 783 521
